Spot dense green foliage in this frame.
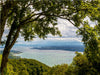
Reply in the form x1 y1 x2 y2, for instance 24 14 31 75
47 52 100 75
0 0 100 75
0 55 50 75
47 1 100 75
0 55 2 67
0 50 100 75
75 1 100 74
0 0 67 73
47 64 68 75
7 59 50 75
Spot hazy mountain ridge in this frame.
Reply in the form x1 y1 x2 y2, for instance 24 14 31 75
32 45 84 52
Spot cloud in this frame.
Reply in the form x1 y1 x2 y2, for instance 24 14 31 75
46 18 81 41
2 18 82 42
56 18 78 38
44 38 82 42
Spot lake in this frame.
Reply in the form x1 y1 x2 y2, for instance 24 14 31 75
0 39 84 67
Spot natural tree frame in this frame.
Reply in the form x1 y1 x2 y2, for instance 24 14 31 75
0 0 100 75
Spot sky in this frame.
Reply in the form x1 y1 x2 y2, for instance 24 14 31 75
1 16 97 48
3 18 82 44
15 18 82 45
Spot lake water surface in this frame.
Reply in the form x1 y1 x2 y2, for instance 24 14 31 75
0 39 84 67
13 45 83 67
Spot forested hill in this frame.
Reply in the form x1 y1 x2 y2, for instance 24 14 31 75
0 52 100 75
0 55 51 75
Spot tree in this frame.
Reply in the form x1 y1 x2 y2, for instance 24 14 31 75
0 0 100 74
47 64 68 75
18 70 29 75
76 2 100 74
0 0 70 74
0 0 17 45
72 0 100 74
59 0 100 74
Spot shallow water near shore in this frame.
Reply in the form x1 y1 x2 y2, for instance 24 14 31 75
14 46 82 67
0 39 84 67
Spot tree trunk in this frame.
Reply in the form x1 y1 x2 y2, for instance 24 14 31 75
1 25 21 75
0 1 10 44
1 48 11 75
0 23 15 74
0 0 17 45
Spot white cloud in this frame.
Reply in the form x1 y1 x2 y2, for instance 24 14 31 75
46 18 81 41
45 38 82 42
2 18 82 42
57 18 78 38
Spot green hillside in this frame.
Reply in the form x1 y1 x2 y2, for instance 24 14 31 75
0 53 100 75
0 55 2 67
0 55 51 75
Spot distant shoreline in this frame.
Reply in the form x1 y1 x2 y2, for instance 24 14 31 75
14 49 80 67
0 50 22 55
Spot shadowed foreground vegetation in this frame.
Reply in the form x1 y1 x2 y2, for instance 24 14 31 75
0 0 100 74
0 55 50 75
0 53 100 75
